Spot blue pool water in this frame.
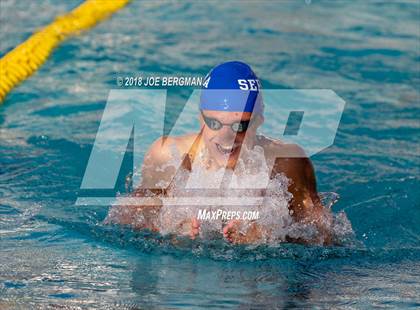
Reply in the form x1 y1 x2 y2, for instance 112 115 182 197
1 0 419 308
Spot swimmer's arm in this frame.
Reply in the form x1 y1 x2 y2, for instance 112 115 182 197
104 197 162 231
285 157 333 245
139 136 177 190
105 137 175 231
265 143 332 245
223 145 332 245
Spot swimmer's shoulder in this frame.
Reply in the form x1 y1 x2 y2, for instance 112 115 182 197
144 134 199 167
176 133 201 155
257 135 313 186
256 134 306 159
144 136 170 168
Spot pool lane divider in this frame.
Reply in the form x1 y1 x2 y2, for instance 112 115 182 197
0 0 130 103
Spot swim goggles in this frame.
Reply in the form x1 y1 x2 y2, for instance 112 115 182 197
200 111 253 133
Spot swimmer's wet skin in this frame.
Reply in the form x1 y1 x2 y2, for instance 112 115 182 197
105 61 333 245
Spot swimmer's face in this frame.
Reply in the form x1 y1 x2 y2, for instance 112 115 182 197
200 110 263 169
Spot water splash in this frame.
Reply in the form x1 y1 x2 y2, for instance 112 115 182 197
106 143 355 247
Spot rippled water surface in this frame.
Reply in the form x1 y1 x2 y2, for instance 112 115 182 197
1 0 419 308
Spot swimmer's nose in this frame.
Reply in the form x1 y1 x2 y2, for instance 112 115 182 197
217 125 236 142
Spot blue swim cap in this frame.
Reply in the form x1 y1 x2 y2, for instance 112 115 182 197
200 61 263 114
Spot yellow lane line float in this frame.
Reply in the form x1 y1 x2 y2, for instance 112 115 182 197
0 0 130 103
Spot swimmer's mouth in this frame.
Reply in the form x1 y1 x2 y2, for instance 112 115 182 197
215 143 240 155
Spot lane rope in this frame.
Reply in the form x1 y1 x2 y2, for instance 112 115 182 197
0 0 130 103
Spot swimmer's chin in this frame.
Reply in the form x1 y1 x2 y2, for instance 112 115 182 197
212 155 240 170
210 145 241 169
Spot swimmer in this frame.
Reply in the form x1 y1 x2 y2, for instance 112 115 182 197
106 61 333 245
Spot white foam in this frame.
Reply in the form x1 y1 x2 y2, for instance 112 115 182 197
106 144 354 245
